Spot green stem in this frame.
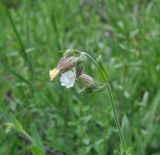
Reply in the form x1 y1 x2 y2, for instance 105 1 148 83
73 49 126 149
106 83 126 149
21 130 34 144
86 53 126 149
6 7 33 75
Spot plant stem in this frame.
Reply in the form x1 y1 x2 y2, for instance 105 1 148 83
86 53 126 149
73 49 127 150
106 83 126 149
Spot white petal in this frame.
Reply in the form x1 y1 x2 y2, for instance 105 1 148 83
60 76 69 83
61 82 66 86
59 70 76 88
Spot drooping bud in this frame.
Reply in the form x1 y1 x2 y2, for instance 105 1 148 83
57 56 77 72
77 73 107 93
77 74 94 87
50 56 78 81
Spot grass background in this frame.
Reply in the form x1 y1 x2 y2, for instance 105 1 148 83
0 0 160 154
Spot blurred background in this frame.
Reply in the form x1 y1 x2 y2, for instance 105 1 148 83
0 0 160 155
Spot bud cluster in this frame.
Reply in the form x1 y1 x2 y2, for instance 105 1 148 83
49 49 106 92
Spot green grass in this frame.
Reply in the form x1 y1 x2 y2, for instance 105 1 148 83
0 0 160 154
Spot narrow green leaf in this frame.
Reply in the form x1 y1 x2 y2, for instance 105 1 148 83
5 6 33 73
31 125 44 150
121 115 131 147
31 145 45 155
97 60 109 82
13 117 23 132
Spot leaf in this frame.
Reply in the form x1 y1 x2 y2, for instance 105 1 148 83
31 125 44 150
13 117 23 132
97 59 109 82
121 115 131 148
6 7 33 73
31 145 45 155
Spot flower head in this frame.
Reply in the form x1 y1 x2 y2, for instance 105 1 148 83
49 49 105 92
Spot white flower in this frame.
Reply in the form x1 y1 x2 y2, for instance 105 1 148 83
60 70 76 88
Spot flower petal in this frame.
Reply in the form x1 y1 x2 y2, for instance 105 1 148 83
60 70 76 88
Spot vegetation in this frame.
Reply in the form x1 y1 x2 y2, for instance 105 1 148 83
0 0 160 155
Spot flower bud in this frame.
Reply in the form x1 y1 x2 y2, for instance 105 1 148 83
50 56 78 81
77 74 94 87
77 73 107 93
57 56 77 72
